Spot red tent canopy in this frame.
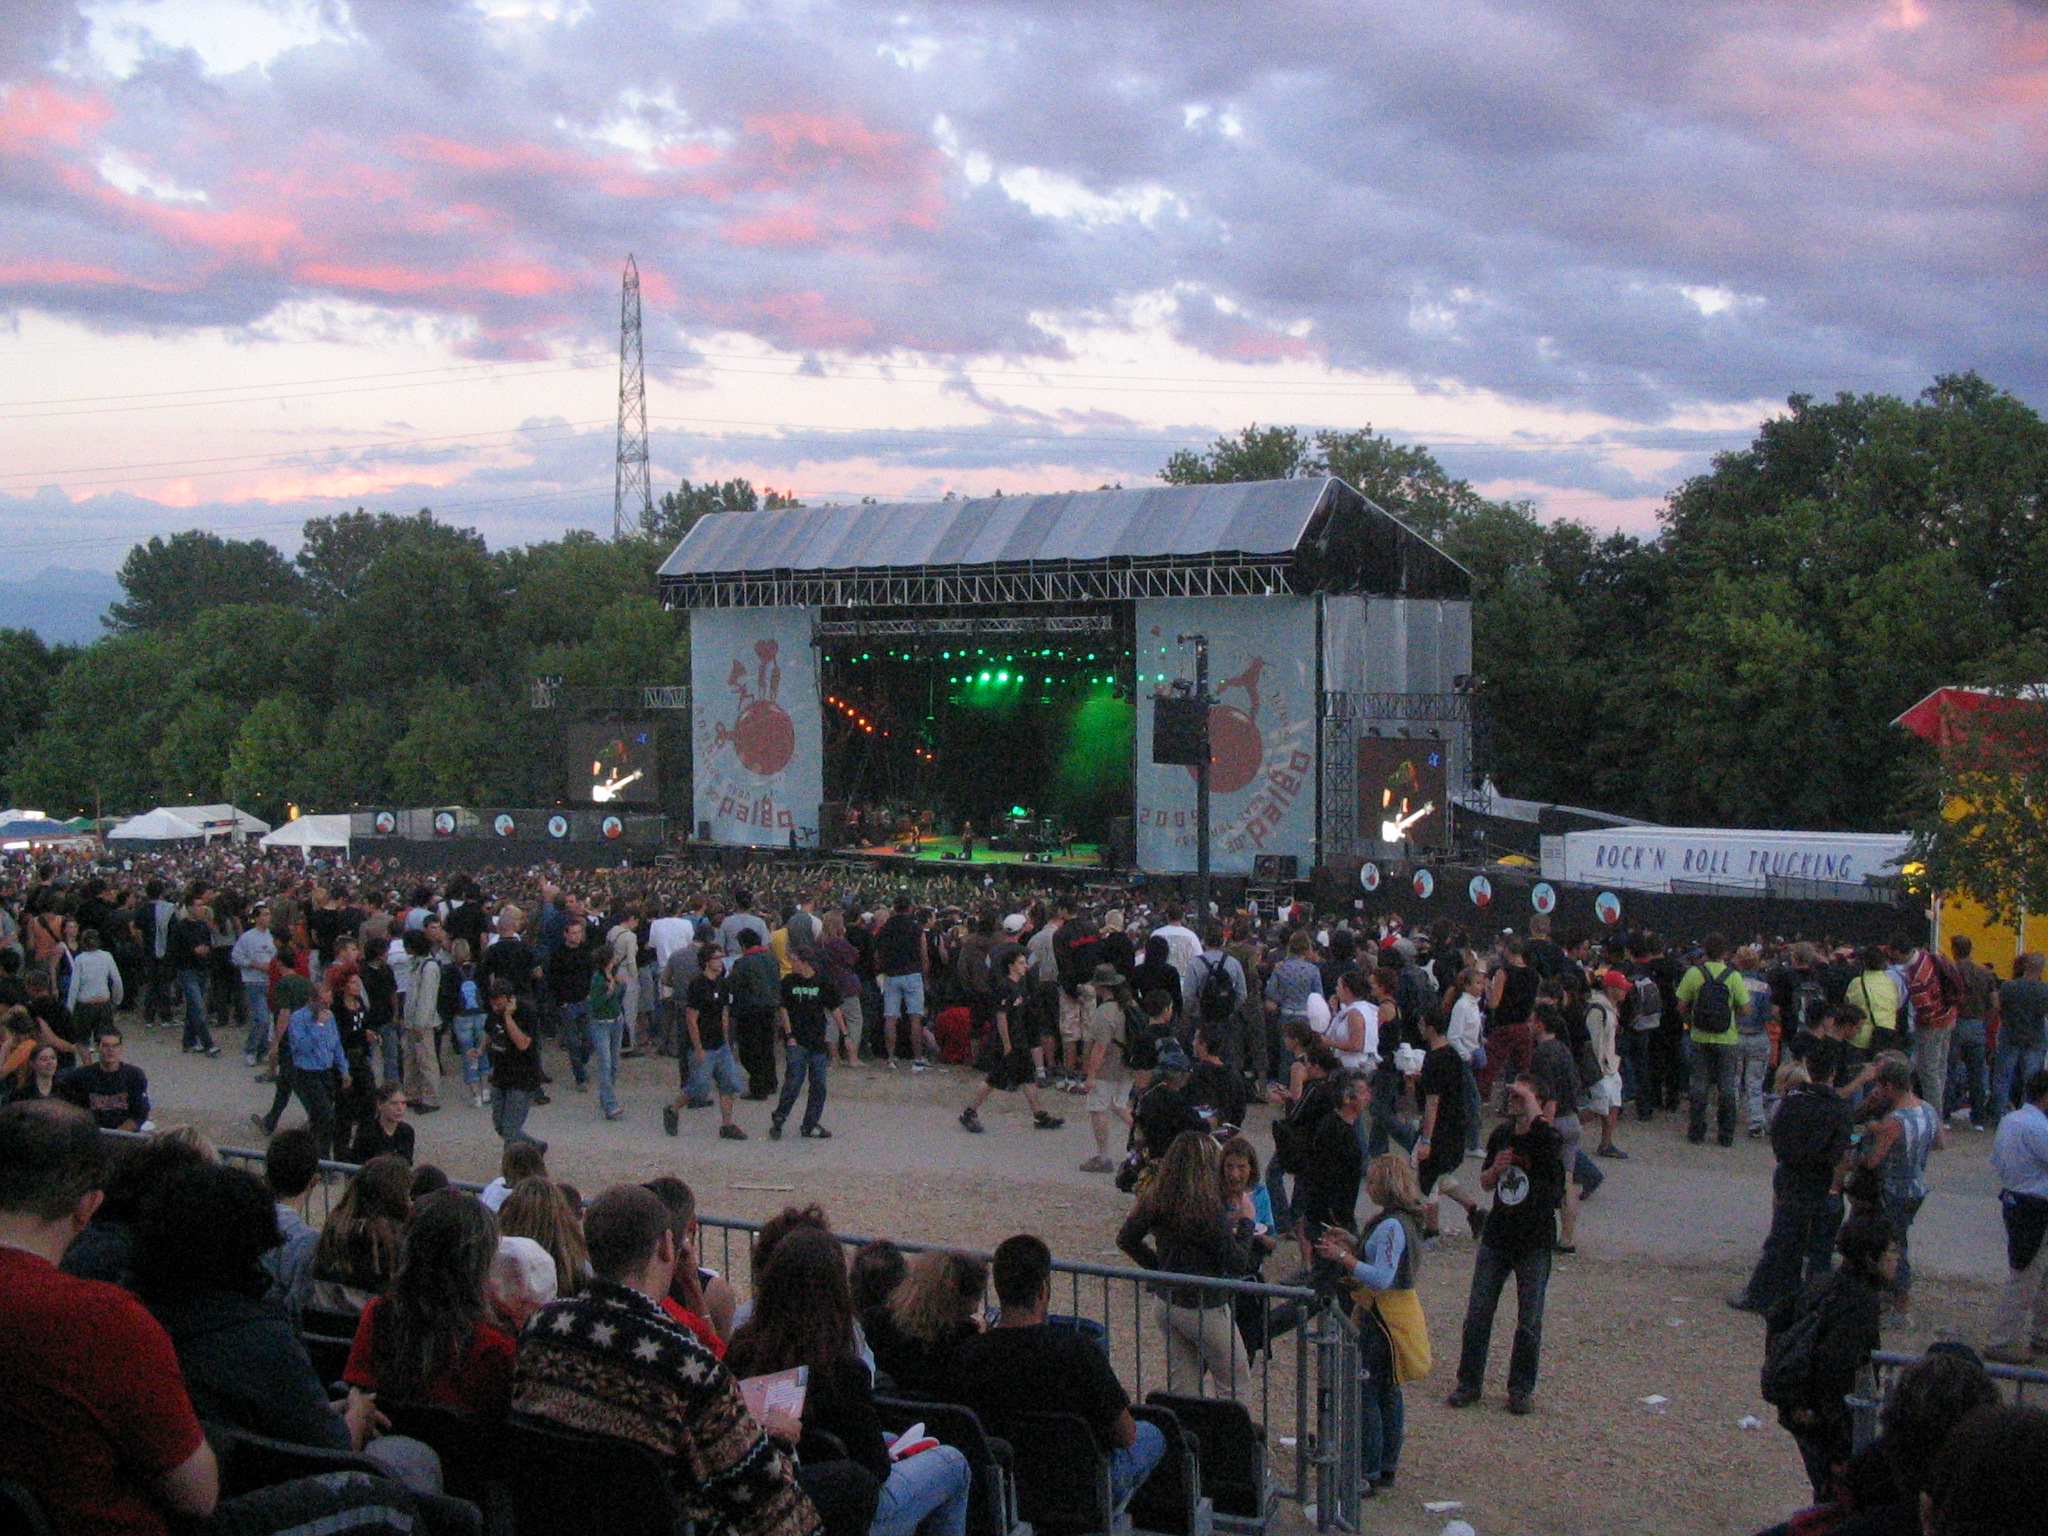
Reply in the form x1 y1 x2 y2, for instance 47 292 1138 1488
1894 686 2048 752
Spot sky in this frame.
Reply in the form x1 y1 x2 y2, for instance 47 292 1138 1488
2 0 2045 583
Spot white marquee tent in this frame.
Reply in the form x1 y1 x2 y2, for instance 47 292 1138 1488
106 804 270 843
105 808 207 842
258 815 351 857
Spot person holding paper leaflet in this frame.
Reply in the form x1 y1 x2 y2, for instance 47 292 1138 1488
728 1226 972 1536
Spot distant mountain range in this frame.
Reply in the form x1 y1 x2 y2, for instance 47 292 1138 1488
0 567 120 646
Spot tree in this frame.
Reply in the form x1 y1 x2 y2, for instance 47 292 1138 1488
224 695 310 823
296 508 485 614
295 701 397 810
308 518 500 701
169 604 314 704
1311 428 1496 541
1160 425 1311 485
151 693 238 804
1909 698 2048 925
0 628 70 798
385 683 506 805
640 477 801 545
7 633 178 813
106 531 303 632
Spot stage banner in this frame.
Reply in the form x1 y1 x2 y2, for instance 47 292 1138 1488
690 607 821 847
1134 596 1317 874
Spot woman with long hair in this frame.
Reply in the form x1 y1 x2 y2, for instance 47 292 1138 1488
496 1178 589 1298
310 1154 412 1309
727 1227 972 1536
1317 1154 1431 1495
1117 1129 1254 1399
865 1249 987 1404
344 1190 515 1424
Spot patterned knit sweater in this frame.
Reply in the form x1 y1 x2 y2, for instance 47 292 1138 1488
513 1280 819 1536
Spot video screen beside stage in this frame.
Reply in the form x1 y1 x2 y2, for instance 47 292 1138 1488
1357 737 1448 849
567 721 660 804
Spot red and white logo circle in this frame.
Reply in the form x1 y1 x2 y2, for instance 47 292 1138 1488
601 816 624 840
546 815 569 840
493 814 515 838
373 811 396 835
1531 882 1556 915
1594 891 1623 926
1359 862 1381 893
1413 869 1434 900
432 811 456 836
1468 875 1492 908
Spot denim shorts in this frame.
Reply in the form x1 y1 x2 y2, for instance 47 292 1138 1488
685 1044 747 1099
882 972 926 1020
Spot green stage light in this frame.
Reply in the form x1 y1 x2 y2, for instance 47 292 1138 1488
996 671 1010 682
979 671 991 682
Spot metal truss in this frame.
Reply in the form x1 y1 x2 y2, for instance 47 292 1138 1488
1319 691 1471 723
660 554 1296 611
1321 713 1359 858
530 679 690 711
813 613 1115 641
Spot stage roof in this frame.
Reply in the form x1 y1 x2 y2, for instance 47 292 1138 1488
658 478 1471 610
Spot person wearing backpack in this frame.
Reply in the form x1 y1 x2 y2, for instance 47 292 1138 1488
1676 933 1751 1147
442 939 489 1110
1761 1210 1896 1501
1190 925 1247 1062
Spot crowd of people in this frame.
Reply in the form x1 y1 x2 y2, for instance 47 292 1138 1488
5 843 2048 1534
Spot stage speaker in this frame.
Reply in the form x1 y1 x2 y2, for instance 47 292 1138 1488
818 802 851 852
1152 697 1208 766
697 820 712 842
1253 855 1300 881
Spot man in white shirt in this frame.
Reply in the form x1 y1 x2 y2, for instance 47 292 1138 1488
648 900 696 1058
1989 1069 2048 1362
1148 906 1200 1000
1446 967 1488 1153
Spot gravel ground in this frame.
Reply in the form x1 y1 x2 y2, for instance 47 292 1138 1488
128 1026 2005 1536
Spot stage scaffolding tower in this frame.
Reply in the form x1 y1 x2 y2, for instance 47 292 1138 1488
613 255 652 539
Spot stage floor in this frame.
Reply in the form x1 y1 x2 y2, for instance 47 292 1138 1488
842 834 1104 868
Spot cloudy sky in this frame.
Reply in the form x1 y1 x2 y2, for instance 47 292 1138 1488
2 0 2044 580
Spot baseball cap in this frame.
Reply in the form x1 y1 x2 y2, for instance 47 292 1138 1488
1600 969 1632 993
1001 913 1027 933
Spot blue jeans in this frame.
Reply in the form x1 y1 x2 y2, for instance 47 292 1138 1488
452 1012 486 1087
379 1019 403 1085
774 1041 829 1131
871 1443 970 1536
242 982 272 1060
178 968 214 1051
1461 1057 1482 1151
1456 1243 1553 1400
1359 1316 1405 1482
1884 1188 1926 1298
1264 1158 1293 1234
590 1012 624 1115
1108 1420 1166 1512
1948 1018 1989 1124
1365 1062 1418 1158
492 1087 537 1144
685 1044 747 1101
1995 1037 2045 1118
557 1001 593 1086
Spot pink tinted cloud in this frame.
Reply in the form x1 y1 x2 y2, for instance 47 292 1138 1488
0 83 110 152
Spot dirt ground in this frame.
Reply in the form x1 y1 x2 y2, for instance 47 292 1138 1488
132 1028 2002 1536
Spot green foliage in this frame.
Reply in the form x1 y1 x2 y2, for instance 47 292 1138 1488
224 696 310 822
641 477 802 545
1908 700 2048 926
0 629 70 799
151 693 239 804
1165 374 2048 840
107 531 303 632
8 632 179 814
385 682 509 805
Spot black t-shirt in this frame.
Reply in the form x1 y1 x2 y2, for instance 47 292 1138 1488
1786 1030 1866 1091
1296 1111 1363 1235
686 975 732 1051
58 1061 149 1128
2000 979 2048 1048
360 963 396 1032
1135 1082 1202 1157
480 937 540 999
957 1324 1130 1447
165 913 211 969
307 907 346 965
1495 965 1539 1026
1529 1036 1580 1113
876 914 923 976
333 1000 370 1060
348 1118 416 1165
1479 1119 1565 1257
780 972 841 1051
1419 1044 1467 1150
444 902 489 953
485 1003 543 1090
1186 1061 1246 1130
546 939 599 1005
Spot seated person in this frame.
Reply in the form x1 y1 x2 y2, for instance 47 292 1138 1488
727 1227 972 1536
480 1140 548 1212
488 1236 559 1334
137 1160 360 1453
344 1191 517 1423
309 1153 413 1322
57 1027 148 1130
644 1175 734 1355
863 1250 986 1406
511 1184 823 1536
1920 1404 2048 1536
0 1101 221 1533
956 1234 1165 1512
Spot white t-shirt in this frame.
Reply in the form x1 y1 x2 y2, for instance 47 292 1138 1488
649 916 694 969
1328 1000 1377 1072
1447 993 1485 1062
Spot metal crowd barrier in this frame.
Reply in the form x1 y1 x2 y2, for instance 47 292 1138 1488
103 1130 1368 1532
1850 1349 2048 1451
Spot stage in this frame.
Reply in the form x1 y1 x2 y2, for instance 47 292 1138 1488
836 834 1106 869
